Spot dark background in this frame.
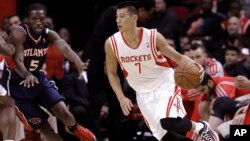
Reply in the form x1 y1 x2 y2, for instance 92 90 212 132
16 0 124 51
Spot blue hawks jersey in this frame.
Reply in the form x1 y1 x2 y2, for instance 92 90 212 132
11 24 49 80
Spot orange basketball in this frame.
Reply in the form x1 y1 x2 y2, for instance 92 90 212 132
174 63 203 89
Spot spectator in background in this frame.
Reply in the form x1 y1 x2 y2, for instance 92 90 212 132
239 0 250 17
216 16 241 63
182 0 224 40
147 0 179 41
1 16 10 34
8 15 21 31
189 42 224 78
45 16 54 30
223 46 247 77
241 47 250 78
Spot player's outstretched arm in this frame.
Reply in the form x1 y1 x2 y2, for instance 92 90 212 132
105 38 133 116
48 30 88 78
0 36 15 56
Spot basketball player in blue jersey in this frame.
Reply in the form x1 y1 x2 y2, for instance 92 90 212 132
7 3 96 141
0 36 17 141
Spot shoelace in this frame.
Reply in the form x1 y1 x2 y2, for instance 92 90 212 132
201 131 213 141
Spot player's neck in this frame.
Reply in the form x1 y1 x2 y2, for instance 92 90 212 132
28 26 41 39
122 27 140 47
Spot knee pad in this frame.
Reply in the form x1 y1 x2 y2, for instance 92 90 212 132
160 117 192 133
212 97 238 119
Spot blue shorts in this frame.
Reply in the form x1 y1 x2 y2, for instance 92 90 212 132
10 71 64 130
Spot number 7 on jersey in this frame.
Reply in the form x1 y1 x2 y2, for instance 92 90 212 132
135 62 141 73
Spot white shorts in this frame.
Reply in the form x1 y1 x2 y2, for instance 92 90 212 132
136 81 186 140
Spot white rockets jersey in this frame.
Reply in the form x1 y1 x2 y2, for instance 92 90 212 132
109 28 175 93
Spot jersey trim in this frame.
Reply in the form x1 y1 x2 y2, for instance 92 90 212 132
121 28 143 49
25 24 42 45
110 36 128 77
150 29 171 68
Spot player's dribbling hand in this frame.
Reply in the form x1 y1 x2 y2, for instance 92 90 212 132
19 74 39 88
77 59 90 79
119 96 133 116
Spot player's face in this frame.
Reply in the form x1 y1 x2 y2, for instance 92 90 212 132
189 48 207 67
28 10 47 34
116 8 136 31
196 80 213 97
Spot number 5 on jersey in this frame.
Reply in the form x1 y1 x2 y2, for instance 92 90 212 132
30 60 39 71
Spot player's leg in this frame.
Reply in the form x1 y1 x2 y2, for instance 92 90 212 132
0 83 16 141
0 105 16 141
208 97 239 132
39 76 96 141
15 102 63 140
50 101 96 141
155 83 219 141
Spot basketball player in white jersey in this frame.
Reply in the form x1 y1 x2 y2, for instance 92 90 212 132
105 1 220 141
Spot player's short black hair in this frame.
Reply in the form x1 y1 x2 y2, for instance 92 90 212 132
117 1 138 15
117 1 137 8
200 72 212 86
26 3 47 16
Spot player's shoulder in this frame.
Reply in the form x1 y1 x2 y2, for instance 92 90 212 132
8 26 26 42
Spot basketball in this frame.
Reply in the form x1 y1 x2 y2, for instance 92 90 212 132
174 63 203 89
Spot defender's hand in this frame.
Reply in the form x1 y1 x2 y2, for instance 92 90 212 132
19 74 39 88
77 59 90 79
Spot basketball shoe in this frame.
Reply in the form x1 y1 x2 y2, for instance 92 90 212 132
198 121 220 141
65 124 97 141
